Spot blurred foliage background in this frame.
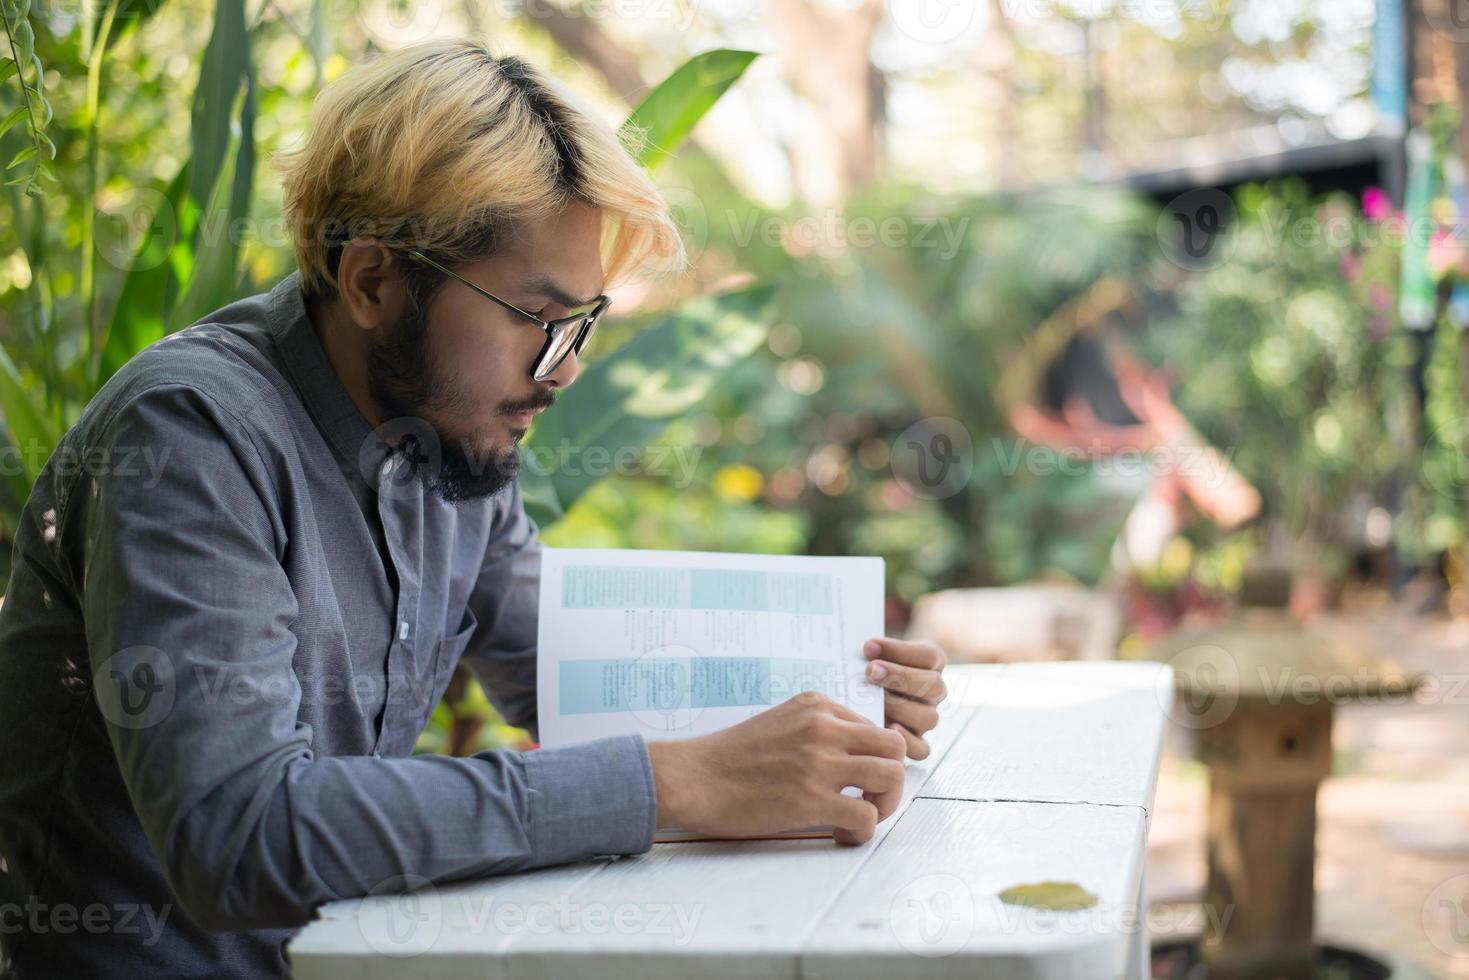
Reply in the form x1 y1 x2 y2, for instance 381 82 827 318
3 0 1467 755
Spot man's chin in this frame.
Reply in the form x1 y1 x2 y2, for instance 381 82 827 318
425 438 521 504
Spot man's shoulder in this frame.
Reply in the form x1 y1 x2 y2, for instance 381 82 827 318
77 291 297 450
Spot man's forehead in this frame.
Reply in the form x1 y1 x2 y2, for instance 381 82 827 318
500 225 604 299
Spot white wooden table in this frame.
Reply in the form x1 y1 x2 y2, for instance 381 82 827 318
288 661 1173 980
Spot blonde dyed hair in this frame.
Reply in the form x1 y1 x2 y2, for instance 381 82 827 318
273 39 686 299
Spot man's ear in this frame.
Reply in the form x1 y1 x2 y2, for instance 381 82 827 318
335 238 407 332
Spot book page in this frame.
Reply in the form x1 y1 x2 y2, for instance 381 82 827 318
535 548 886 841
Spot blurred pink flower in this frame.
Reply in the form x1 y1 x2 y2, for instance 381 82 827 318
1339 252 1361 281
1370 281 1392 311
1428 228 1469 280
1362 187 1391 221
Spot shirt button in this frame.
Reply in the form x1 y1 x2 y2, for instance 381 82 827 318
398 619 410 640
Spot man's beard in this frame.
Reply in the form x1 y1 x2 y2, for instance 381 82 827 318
365 301 523 504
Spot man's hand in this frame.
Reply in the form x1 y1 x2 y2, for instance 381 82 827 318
646 691 908 846
864 637 948 760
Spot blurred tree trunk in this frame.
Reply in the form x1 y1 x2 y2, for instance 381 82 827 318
510 0 651 103
770 0 884 205
981 0 1023 186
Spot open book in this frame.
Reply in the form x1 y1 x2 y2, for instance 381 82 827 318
536 547 885 842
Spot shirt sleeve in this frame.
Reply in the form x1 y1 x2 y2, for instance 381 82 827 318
75 383 657 933
457 477 542 739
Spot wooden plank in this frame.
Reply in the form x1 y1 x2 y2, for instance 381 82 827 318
924 662 1172 811
495 703 980 980
800 798 1150 980
288 862 609 980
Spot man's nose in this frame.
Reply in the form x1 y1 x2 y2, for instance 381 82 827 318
543 349 582 389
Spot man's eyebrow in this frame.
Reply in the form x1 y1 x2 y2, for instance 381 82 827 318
518 274 602 310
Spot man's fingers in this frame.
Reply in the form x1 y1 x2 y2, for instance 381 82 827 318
864 637 947 671
823 793 879 844
833 756 905 810
837 719 908 761
889 721 931 760
866 658 947 705
816 693 880 727
884 694 940 738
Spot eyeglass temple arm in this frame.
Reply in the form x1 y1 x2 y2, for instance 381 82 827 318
403 249 545 325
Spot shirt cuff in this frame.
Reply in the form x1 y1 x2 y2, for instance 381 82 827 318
520 734 657 866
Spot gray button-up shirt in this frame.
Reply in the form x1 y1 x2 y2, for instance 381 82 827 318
0 270 657 979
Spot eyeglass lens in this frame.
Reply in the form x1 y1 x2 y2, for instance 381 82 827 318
534 314 597 380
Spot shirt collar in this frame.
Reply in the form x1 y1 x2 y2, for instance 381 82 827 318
267 269 391 477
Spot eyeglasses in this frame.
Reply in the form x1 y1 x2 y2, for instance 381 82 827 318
404 249 610 382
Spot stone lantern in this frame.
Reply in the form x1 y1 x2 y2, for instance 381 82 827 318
1150 565 1423 978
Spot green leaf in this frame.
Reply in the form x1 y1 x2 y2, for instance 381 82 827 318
98 0 170 50
0 342 60 494
169 58 255 331
188 0 249 214
96 0 257 388
12 17 33 67
0 106 26 141
997 882 1099 911
521 284 777 527
621 49 758 172
95 162 191 386
6 143 36 169
0 59 17 85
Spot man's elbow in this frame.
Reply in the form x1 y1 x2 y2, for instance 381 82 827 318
162 815 324 932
